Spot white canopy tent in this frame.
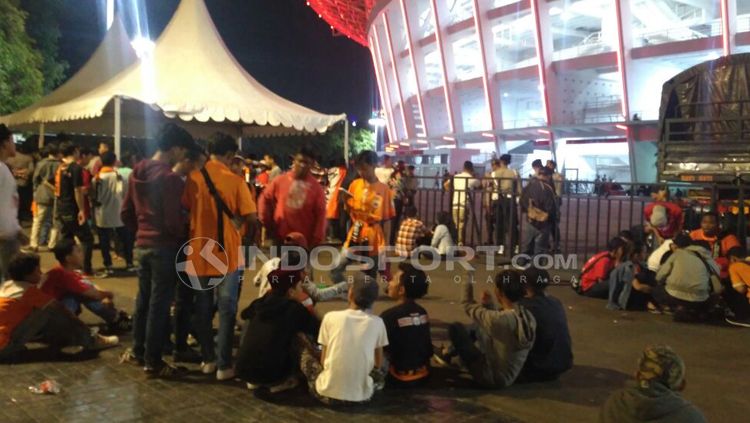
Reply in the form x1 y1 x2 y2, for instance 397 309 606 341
0 0 347 157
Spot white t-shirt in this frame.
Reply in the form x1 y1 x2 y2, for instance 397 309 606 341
431 224 454 255
316 309 389 402
452 171 480 208
374 167 394 185
0 162 21 240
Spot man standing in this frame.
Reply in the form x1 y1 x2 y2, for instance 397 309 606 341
92 152 132 273
7 142 34 222
89 142 111 176
54 142 96 277
446 161 480 246
492 155 519 255
259 146 326 249
263 154 282 182
120 123 193 378
546 160 563 253
520 167 556 260
182 133 256 381
28 143 60 252
0 125 28 281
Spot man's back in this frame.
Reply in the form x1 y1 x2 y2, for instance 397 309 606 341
657 248 713 302
518 294 573 380
381 302 432 373
93 171 124 228
316 309 388 402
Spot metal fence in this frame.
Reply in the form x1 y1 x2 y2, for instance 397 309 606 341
405 176 749 262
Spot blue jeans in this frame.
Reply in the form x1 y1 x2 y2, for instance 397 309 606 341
60 294 117 324
132 247 178 368
193 270 241 370
522 222 551 258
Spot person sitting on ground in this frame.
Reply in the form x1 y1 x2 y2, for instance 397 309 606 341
40 239 131 332
600 345 707 423
689 212 739 279
300 273 388 404
380 263 432 387
0 253 119 362
631 240 675 313
429 211 456 257
395 206 430 258
435 269 536 389
578 237 627 298
607 243 649 311
723 246 750 327
237 269 320 393
254 232 348 306
643 187 684 246
516 267 572 383
653 234 719 320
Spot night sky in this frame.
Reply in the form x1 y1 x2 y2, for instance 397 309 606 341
56 0 375 124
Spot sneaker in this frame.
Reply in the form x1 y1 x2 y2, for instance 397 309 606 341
173 348 202 364
187 334 198 347
725 316 750 328
93 334 119 349
269 376 299 393
217 367 236 381
145 362 188 379
497 245 505 255
432 344 457 367
126 265 139 273
119 348 144 366
247 383 261 390
107 311 133 333
104 267 116 275
201 361 217 374
21 246 39 253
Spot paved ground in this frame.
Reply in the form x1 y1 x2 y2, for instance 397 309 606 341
1 249 749 423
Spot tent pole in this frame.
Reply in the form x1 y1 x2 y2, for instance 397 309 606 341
38 123 45 149
114 96 122 159
344 117 350 163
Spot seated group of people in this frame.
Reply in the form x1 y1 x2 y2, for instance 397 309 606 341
0 240 131 361
578 211 750 327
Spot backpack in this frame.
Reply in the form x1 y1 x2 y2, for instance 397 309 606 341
572 252 612 294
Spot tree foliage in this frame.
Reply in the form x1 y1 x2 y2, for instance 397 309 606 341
241 123 375 168
20 0 67 93
0 0 44 115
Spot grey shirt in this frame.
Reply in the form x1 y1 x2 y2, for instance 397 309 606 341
92 170 125 228
33 158 59 206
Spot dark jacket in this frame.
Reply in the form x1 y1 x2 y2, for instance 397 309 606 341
600 382 707 423
120 159 185 248
518 294 573 382
236 293 319 385
520 177 556 228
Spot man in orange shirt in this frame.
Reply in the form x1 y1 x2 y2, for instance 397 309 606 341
258 146 327 249
331 150 395 284
181 133 256 381
689 212 740 279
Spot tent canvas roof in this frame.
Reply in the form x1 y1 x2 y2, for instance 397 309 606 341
1 0 345 137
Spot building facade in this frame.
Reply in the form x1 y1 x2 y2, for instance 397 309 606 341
310 0 749 182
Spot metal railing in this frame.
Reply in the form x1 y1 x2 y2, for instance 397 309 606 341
401 176 749 263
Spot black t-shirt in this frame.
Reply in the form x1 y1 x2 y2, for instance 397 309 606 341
518 294 573 382
57 162 84 216
236 293 319 385
380 301 432 372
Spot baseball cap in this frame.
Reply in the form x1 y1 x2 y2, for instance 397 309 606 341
284 232 309 250
650 205 668 228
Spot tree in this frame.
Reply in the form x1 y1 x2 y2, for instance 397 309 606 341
241 123 375 168
0 0 44 115
20 0 67 93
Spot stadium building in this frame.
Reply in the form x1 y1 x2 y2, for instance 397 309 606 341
309 0 749 181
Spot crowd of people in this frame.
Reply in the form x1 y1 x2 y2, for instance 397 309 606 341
576 185 750 328
0 123 716 420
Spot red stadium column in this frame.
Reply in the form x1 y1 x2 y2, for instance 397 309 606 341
471 0 499 134
383 13 412 140
370 33 397 144
400 0 428 138
615 0 637 182
429 0 457 136
721 0 736 56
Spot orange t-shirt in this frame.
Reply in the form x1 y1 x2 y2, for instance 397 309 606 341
344 178 396 255
729 261 750 301
182 160 256 277
689 229 740 278
0 282 54 349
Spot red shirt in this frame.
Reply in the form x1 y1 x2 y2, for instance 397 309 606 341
258 172 327 248
580 251 615 292
0 282 54 349
40 266 91 300
643 202 683 239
